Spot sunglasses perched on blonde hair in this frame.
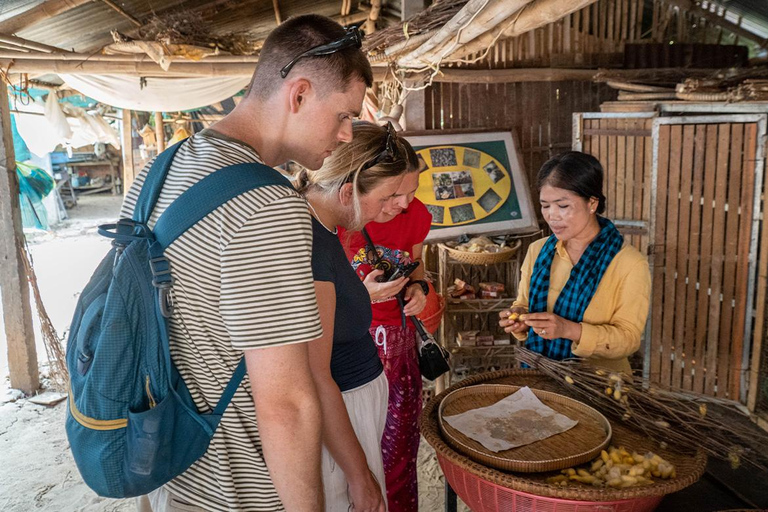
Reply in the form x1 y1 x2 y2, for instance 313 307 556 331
280 26 363 79
359 122 400 172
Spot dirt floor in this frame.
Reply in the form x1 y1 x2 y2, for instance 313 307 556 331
0 193 468 511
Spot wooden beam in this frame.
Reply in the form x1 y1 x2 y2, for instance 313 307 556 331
121 109 135 194
154 112 165 153
0 0 91 35
0 85 39 395
389 66 722 83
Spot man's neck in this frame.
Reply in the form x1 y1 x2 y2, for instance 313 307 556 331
211 102 286 166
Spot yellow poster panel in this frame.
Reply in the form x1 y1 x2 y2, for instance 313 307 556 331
416 145 511 226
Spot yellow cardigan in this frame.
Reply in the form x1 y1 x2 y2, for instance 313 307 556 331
512 237 651 373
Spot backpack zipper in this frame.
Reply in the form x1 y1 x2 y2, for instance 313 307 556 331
145 376 157 408
69 386 127 430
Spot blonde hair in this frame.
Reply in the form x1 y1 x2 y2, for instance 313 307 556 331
295 121 417 226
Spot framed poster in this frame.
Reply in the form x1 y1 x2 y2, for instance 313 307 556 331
406 130 538 242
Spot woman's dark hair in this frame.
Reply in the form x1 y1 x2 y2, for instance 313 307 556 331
537 151 606 214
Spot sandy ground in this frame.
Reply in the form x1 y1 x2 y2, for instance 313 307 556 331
0 194 468 511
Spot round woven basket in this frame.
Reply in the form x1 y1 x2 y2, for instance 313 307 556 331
420 369 707 507
439 239 522 265
439 384 612 472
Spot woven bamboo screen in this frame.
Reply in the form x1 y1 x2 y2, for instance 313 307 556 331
577 113 764 403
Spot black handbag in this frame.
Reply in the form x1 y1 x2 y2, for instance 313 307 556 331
411 316 450 381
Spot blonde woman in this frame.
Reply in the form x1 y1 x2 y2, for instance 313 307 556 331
295 121 416 512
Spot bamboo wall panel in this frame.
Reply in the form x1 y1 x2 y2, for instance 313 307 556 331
577 116 759 402
651 121 758 400
580 116 653 254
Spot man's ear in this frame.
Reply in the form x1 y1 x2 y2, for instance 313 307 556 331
288 79 312 114
339 182 354 206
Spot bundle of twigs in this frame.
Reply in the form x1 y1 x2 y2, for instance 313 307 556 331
18 238 68 391
363 0 468 56
514 346 768 471
134 11 258 55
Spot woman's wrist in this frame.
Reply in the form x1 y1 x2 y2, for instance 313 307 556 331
568 321 583 343
409 279 429 296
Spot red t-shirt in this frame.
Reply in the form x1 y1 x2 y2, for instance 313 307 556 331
338 198 433 327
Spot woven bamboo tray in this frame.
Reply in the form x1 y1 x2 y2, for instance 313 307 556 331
438 384 611 473
421 369 708 501
439 239 522 265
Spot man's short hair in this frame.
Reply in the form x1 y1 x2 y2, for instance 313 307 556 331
249 14 373 99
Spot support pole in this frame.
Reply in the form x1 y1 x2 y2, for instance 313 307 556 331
154 112 165 153
0 85 39 394
121 109 135 195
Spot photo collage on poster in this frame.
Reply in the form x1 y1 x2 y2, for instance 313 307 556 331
421 146 510 226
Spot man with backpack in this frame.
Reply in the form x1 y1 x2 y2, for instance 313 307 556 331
117 15 373 511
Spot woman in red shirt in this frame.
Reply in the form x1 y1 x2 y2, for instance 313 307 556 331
339 148 432 512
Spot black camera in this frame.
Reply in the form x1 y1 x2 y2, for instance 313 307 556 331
372 260 420 283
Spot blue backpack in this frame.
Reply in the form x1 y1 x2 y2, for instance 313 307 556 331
65 140 291 498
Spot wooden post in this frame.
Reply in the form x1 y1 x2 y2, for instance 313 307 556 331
154 112 165 153
121 109 135 195
0 85 39 394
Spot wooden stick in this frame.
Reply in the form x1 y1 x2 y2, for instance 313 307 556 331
121 109 135 194
99 0 142 27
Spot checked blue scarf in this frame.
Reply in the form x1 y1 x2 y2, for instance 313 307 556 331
526 216 624 360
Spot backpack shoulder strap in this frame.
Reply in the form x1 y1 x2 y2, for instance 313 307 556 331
152 162 292 249
132 139 188 224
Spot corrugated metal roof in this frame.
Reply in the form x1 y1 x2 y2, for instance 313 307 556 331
4 0 358 53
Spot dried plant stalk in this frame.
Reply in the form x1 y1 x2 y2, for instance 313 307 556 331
514 346 768 471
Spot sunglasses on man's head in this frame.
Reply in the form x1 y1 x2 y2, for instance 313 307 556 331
360 122 400 172
280 27 363 79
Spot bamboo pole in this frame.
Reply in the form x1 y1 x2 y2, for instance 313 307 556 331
0 50 261 62
0 34 67 53
121 109 135 194
0 58 258 77
272 0 282 25
445 0 600 63
0 84 39 395
154 112 165 153
398 0 533 68
0 0 91 35
365 0 382 35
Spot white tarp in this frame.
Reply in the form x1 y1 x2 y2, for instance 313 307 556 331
59 74 250 112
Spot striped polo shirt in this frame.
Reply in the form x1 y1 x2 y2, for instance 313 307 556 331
120 130 322 511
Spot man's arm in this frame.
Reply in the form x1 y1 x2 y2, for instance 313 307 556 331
245 343 324 512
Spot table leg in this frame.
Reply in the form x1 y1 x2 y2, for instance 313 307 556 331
445 480 457 512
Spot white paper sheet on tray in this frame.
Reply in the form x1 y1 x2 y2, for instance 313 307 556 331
443 386 579 453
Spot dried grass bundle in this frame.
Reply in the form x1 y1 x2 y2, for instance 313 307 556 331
514 346 768 471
